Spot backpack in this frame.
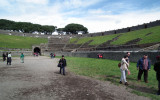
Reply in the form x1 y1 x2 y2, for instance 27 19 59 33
118 62 121 68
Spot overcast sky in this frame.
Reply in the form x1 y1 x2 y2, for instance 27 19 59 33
0 0 160 33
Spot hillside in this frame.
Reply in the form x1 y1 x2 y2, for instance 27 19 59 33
0 34 48 49
70 26 160 46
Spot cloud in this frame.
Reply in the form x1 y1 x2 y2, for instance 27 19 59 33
0 0 160 33
61 0 102 9
15 0 49 5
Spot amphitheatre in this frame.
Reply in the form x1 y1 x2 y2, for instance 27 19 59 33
0 20 160 100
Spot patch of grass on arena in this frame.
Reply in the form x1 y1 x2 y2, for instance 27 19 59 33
0 34 48 49
89 34 119 45
69 38 78 43
71 26 160 46
76 37 93 44
111 26 160 45
75 34 119 45
66 56 159 100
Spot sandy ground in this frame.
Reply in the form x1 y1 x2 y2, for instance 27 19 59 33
0 56 150 100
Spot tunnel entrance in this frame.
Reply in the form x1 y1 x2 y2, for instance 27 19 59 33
34 47 41 56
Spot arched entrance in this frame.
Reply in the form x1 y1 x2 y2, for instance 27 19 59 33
34 47 41 55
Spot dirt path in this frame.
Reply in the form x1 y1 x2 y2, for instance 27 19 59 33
0 56 150 100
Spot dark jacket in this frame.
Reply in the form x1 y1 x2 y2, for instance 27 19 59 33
3 53 6 57
137 57 151 70
59 59 67 67
154 61 160 81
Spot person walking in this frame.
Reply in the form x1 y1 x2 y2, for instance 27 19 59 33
50 53 53 59
120 55 129 85
125 52 130 76
6 52 9 64
126 52 130 63
137 55 151 83
7 52 12 65
59 55 67 75
2 52 6 62
154 55 160 95
20 53 24 63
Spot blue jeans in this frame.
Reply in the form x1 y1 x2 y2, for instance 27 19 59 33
60 66 65 75
120 69 127 82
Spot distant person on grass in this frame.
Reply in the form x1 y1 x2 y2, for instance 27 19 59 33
125 52 130 78
59 55 67 75
2 52 6 62
7 52 12 65
137 55 151 83
154 55 160 95
126 52 130 63
6 52 8 64
120 55 129 85
20 53 24 63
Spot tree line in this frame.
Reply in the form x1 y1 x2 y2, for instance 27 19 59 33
0 19 88 34
0 19 56 34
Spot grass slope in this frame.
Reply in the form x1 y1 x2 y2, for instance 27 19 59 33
0 34 48 49
71 34 119 45
111 26 160 45
70 26 160 45
65 56 160 100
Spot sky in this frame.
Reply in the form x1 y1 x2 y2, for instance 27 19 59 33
0 0 160 33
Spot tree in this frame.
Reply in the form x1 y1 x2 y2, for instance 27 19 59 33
64 23 88 34
0 19 56 34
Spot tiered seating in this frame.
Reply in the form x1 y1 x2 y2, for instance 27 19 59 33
63 44 81 52
77 40 95 51
47 37 69 52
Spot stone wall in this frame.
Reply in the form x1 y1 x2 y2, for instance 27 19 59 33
54 51 160 64
0 51 32 56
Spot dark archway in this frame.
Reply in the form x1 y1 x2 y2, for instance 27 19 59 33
34 47 41 55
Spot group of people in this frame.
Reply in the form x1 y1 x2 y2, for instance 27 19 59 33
119 52 160 95
50 53 56 59
2 52 25 65
2 52 12 65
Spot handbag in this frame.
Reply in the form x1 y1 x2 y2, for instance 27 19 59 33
57 63 61 67
118 62 121 68
128 70 131 75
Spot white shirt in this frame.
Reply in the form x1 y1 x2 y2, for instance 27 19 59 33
120 58 129 71
8 54 11 57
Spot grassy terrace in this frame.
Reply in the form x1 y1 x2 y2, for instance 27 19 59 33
70 26 160 45
65 56 160 100
0 34 48 49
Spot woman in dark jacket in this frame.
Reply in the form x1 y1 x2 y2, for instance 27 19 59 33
154 55 160 95
59 55 67 75
2 53 6 61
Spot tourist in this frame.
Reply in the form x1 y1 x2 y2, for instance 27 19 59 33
137 55 151 83
59 55 67 75
50 53 54 59
2 52 6 62
154 55 160 95
6 52 9 64
120 55 129 85
125 52 130 76
20 53 24 63
54 53 56 58
7 52 12 65
126 52 130 63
